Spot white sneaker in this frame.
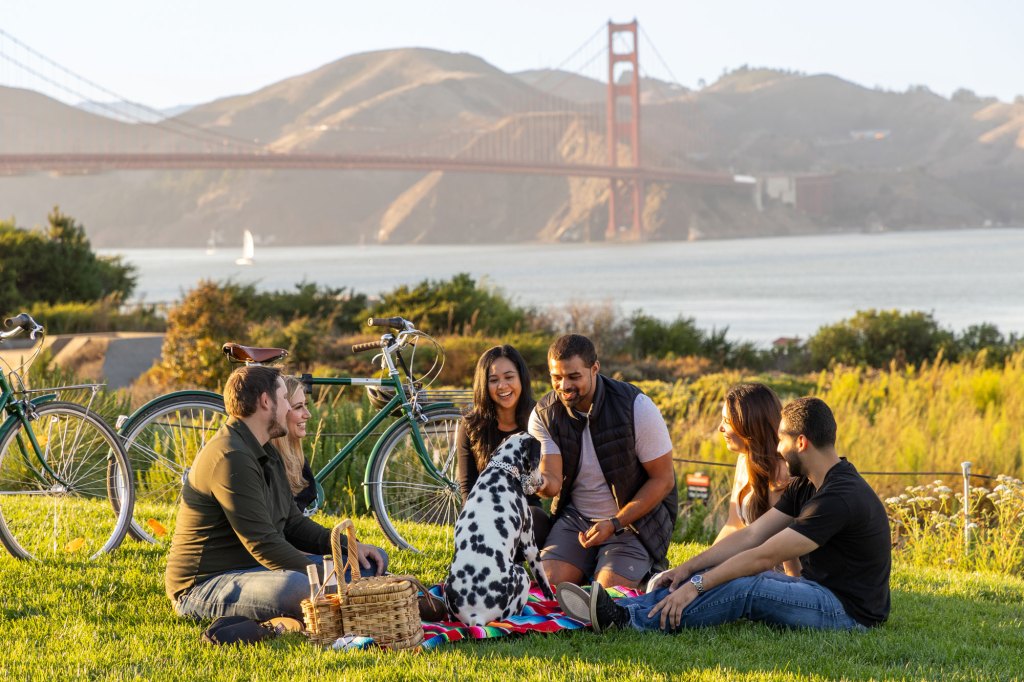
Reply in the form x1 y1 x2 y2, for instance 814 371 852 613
555 582 592 626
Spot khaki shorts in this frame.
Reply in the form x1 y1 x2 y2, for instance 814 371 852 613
540 506 652 583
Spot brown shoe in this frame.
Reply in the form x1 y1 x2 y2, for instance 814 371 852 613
418 592 450 621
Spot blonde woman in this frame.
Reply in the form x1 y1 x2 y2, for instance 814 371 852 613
271 375 389 576
272 375 318 511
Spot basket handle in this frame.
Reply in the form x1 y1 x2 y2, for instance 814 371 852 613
330 519 362 584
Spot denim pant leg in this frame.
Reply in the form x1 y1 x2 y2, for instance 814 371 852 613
176 555 324 621
620 572 864 632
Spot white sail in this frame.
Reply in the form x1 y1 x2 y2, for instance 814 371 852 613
235 230 255 265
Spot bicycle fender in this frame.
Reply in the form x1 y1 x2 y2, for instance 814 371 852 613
116 389 222 433
0 394 58 441
361 402 456 510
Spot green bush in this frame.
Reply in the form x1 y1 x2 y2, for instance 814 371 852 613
957 323 1023 365
808 309 956 369
25 298 164 334
366 273 533 336
0 208 136 312
629 312 703 358
142 280 250 390
249 281 367 335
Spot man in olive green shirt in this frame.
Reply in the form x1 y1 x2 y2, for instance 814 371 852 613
165 365 386 621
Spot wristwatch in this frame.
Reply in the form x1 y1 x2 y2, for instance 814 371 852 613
609 517 625 536
690 573 705 595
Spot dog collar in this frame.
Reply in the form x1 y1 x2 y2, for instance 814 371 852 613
491 462 521 479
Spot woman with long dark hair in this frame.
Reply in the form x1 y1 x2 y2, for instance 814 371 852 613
715 382 798 575
456 344 550 546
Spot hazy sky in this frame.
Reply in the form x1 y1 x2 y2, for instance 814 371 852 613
1 0 1021 109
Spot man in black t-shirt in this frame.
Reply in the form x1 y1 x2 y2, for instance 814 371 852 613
555 397 891 632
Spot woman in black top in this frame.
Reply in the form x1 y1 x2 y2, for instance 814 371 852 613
456 344 550 547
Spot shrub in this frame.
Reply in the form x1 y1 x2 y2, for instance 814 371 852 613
957 323 1022 365
249 281 367 335
0 208 136 311
141 280 250 390
543 299 631 358
629 312 704 359
25 298 164 334
366 273 531 336
807 309 956 369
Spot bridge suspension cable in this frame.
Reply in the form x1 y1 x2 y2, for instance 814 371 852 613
0 27 259 150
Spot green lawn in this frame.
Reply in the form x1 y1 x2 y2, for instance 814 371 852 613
1 515 1022 681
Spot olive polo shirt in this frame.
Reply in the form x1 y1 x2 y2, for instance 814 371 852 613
165 417 330 602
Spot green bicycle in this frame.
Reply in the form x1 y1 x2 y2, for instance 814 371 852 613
115 316 464 553
0 313 134 561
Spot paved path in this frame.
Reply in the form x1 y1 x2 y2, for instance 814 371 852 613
0 332 164 390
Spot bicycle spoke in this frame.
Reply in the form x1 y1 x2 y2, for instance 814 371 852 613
0 403 133 561
119 396 225 544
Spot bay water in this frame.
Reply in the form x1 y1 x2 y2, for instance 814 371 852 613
102 227 1024 346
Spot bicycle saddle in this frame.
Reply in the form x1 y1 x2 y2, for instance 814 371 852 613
222 342 289 365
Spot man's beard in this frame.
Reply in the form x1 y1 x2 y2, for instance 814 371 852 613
559 378 591 411
268 397 288 439
784 450 803 478
268 416 287 439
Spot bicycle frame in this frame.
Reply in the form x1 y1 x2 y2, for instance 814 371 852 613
300 375 455 510
0 368 66 486
115 370 455 510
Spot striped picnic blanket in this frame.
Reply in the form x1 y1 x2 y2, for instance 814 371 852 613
420 583 641 650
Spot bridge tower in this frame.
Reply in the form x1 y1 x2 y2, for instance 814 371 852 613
605 20 642 241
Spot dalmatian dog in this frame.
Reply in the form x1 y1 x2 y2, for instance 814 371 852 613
443 432 554 626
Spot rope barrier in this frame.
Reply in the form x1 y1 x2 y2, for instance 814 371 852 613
673 457 1000 481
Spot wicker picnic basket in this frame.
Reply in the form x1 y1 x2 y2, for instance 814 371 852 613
304 520 425 650
300 564 343 645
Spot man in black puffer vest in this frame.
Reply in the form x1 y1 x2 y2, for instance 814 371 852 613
529 334 678 589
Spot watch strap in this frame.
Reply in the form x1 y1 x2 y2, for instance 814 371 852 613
609 517 625 535
690 573 705 594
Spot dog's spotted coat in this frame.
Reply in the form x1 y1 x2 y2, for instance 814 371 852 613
443 432 553 626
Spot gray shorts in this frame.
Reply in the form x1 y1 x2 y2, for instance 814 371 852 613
540 506 652 583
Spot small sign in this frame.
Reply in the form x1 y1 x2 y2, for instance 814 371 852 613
686 472 710 501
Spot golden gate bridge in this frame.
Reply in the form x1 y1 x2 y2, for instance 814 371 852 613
0 21 755 241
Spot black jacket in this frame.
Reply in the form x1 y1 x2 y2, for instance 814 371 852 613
535 375 677 570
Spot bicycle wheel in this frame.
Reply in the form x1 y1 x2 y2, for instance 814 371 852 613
117 393 226 543
0 401 134 561
366 407 463 553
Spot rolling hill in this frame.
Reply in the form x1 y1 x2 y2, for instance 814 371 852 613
1 53 1021 247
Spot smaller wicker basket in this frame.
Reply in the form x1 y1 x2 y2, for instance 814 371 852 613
332 520 426 651
300 558 343 645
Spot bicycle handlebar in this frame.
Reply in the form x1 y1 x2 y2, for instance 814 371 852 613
367 316 410 330
2 313 43 339
351 340 383 354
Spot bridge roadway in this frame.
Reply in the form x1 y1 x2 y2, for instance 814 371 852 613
0 153 747 187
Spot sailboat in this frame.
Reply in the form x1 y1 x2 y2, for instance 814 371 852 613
235 230 255 265
205 230 218 255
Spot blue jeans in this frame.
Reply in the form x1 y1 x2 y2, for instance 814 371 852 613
175 551 390 621
620 571 866 631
